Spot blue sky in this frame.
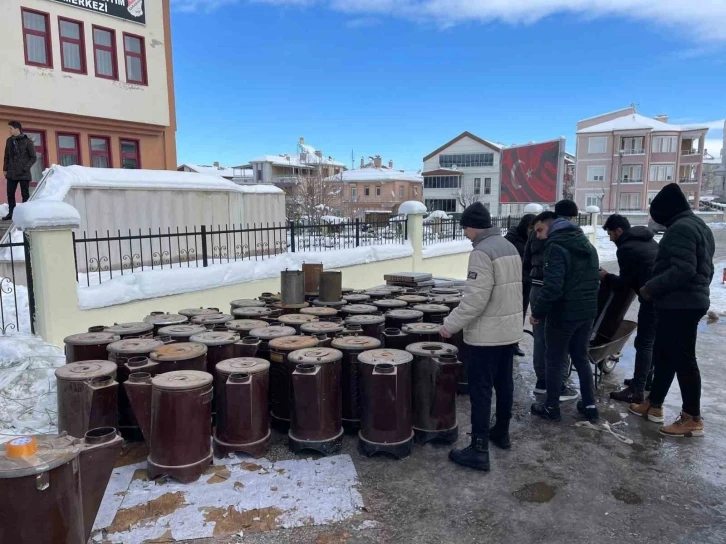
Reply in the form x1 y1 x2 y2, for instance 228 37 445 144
170 0 725 171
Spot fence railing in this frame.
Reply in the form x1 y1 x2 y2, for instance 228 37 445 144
73 218 408 286
0 234 35 334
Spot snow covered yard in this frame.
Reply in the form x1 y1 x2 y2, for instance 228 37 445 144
710 261 726 316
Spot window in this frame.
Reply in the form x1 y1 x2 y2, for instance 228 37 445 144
587 166 606 182
619 193 641 211
89 136 111 168
398 186 404 198
425 199 457 213
621 137 644 155
59 17 86 74
123 33 147 85
647 191 658 206
413 187 419 197
375 186 381 197
585 194 601 208
651 136 677 153
621 165 643 183
364 186 370 196
484 178 491 195
24 131 46 183
588 137 607 154
679 164 698 183
474 178 481 195
439 153 493 168
120 139 140 169
57 134 80 166
351 186 357 200
423 175 461 189
22 9 52 68
681 138 700 156
649 164 674 182
93 26 117 79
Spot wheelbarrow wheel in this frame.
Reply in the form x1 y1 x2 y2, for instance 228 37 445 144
598 358 618 374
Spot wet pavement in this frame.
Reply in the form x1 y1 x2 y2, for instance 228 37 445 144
190 229 726 544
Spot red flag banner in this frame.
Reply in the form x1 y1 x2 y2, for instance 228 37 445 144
500 140 560 203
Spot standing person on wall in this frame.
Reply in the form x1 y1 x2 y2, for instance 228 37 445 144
504 213 535 357
629 184 714 437
599 214 659 403
439 202 523 472
529 200 601 422
3 121 37 221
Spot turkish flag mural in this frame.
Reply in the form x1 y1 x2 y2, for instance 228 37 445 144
500 140 561 203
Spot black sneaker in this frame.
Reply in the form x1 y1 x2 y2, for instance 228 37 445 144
559 386 579 402
624 377 653 391
488 425 511 450
576 401 600 422
609 387 645 404
531 403 561 421
533 380 546 394
514 344 525 357
1 214 12 221
449 437 490 471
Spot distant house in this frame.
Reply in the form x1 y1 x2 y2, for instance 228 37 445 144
178 163 254 184
712 120 726 199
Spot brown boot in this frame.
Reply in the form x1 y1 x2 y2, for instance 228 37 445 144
660 412 704 437
629 400 664 423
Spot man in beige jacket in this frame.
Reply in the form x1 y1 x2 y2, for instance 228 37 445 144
440 202 523 472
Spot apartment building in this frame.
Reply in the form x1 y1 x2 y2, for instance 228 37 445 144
714 120 726 198
338 156 423 219
0 0 177 197
178 163 254 184
422 131 502 213
245 138 346 186
574 107 708 212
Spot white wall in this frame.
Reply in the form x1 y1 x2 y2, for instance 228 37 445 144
2 0 170 126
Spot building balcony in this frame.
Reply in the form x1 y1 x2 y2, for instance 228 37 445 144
619 149 645 156
619 179 643 184
679 178 699 184
681 149 701 156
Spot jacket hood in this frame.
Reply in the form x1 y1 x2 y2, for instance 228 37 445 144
515 214 535 240
547 219 592 257
615 226 654 247
649 183 691 226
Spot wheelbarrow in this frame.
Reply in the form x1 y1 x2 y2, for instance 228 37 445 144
567 319 638 387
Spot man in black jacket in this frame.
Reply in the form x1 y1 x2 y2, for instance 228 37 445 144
530 200 600 422
630 184 714 437
505 213 535 356
600 214 659 403
3 121 37 220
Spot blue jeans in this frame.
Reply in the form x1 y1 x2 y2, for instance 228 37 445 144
467 344 515 439
529 284 546 383
631 301 658 393
545 318 596 409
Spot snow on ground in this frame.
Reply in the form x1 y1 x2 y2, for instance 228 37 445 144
422 240 471 259
78 243 413 309
0 334 65 438
595 227 618 263
710 261 726 316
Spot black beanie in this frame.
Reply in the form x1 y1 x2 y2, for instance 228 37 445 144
554 199 579 218
460 202 492 229
649 183 690 226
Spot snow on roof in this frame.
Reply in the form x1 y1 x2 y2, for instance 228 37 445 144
331 167 423 184
13 201 80 230
32 165 283 203
180 164 253 179
578 113 709 134
249 154 347 168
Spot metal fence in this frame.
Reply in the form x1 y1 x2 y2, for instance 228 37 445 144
0 234 36 334
73 218 408 286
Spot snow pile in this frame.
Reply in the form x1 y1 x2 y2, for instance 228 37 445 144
78 243 413 309
423 240 471 259
398 201 427 215
424 210 451 223
13 201 80 230
0 334 65 438
710 262 726 316
320 215 346 225
710 222 726 231
0 204 8 217
595 226 618 263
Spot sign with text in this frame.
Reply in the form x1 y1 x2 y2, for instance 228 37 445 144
48 0 146 25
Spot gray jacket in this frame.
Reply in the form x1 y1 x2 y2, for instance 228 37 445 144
443 228 523 346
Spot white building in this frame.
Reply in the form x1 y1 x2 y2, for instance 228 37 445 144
245 138 346 186
178 163 254 184
422 132 503 213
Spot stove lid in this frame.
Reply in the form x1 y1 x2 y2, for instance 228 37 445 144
216 357 269 375
230 299 266 308
385 309 424 320
104 322 154 335
192 314 234 325
430 288 461 295
331 336 381 350
288 347 343 364
358 348 413 366
249 326 297 340
152 370 213 391
225 319 269 332
232 307 272 318
157 324 207 338
63 332 120 345
150 342 208 361
108 338 165 355
364 289 393 297
402 322 442 335
269 335 319 351
55 360 117 381
342 294 370 302
143 314 189 326
189 331 239 346
178 308 221 318
395 295 428 304
428 295 461 304
344 314 385 325
300 321 345 334
405 342 458 357
412 304 451 314
278 314 318 325
0 434 81 478
341 304 378 315
373 299 408 309
300 306 338 316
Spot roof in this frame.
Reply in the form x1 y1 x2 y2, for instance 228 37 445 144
577 107 636 124
248 154 347 168
577 113 709 134
331 167 423 184
423 131 503 162
179 164 253 179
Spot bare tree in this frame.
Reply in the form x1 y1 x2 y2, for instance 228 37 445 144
288 170 343 222
453 185 481 210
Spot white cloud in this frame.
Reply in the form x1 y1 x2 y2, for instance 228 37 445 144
179 0 726 42
682 119 726 131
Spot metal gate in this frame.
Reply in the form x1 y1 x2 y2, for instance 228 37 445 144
0 233 36 335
